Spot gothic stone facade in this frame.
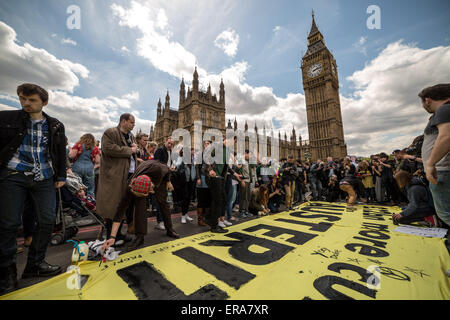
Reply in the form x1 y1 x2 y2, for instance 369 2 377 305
150 68 302 160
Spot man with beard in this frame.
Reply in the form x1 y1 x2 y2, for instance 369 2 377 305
418 84 450 228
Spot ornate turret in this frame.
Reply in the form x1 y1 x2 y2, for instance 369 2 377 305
157 98 162 118
227 119 232 129
180 77 185 105
291 126 297 145
219 78 225 106
307 10 325 47
193 67 199 95
244 120 248 132
165 90 170 111
234 117 238 131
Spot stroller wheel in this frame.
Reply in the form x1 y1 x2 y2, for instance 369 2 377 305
51 233 64 246
64 226 79 241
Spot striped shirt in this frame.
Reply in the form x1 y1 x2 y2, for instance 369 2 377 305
7 118 54 181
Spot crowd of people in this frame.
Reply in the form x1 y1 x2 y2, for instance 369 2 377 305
0 82 449 296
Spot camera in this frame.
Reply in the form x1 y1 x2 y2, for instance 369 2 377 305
405 135 424 157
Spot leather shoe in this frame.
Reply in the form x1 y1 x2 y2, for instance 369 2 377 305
127 235 145 252
210 226 228 233
0 265 18 296
166 230 180 239
22 261 62 279
117 234 133 243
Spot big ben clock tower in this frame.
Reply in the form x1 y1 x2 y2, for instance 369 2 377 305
301 11 347 161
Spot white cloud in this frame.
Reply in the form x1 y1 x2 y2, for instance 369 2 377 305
342 40 450 156
0 21 89 94
44 90 151 144
0 103 18 111
273 26 281 33
121 46 130 52
0 22 150 145
61 38 77 46
0 90 152 145
111 1 197 79
156 8 168 30
214 28 240 57
353 36 367 55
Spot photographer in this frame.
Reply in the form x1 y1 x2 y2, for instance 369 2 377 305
268 176 283 213
371 156 385 203
308 159 325 201
325 174 340 202
394 149 423 175
280 155 298 210
358 160 375 202
379 152 399 205
294 160 306 204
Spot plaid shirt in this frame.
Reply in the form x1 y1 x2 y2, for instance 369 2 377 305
7 118 54 181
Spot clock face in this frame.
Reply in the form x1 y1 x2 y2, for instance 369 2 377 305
307 63 322 78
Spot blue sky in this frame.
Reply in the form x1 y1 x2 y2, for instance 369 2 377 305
0 0 449 156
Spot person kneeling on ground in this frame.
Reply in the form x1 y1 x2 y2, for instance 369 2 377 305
392 170 440 226
268 176 283 213
339 175 367 207
249 184 270 216
101 160 180 253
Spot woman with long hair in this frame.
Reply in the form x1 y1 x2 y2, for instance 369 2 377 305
249 184 270 216
69 133 100 196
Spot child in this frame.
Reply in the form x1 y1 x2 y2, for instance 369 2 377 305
76 187 96 212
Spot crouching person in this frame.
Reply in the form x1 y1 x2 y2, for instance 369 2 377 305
249 184 270 216
339 176 367 207
101 160 180 253
392 170 439 226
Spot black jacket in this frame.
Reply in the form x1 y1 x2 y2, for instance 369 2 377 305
154 146 171 166
281 161 298 184
0 110 67 181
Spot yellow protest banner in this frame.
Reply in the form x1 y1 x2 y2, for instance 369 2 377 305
2 202 449 300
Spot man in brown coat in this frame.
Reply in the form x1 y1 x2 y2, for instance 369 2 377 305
96 114 138 244
101 160 180 253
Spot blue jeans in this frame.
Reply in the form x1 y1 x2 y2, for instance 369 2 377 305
0 169 56 268
150 194 163 223
72 160 95 197
429 170 450 227
226 183 237 220
309 177 322 200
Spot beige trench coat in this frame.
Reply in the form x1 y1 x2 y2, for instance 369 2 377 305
96 126 137 220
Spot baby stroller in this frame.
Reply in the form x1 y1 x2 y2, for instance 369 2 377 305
51 173 106 245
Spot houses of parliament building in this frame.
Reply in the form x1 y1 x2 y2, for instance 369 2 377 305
149 13 347 162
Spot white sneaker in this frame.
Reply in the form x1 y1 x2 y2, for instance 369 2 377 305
181 216 187 224
185 215 194 222
223 220 232 226
218 221 226 228
155 222 165 230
